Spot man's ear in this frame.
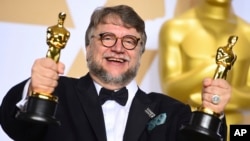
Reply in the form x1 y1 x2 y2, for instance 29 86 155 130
85 45 90 61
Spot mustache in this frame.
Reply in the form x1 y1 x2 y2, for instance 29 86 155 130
103 52 130 62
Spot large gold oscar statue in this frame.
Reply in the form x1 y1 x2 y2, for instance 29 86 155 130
159 0 250 130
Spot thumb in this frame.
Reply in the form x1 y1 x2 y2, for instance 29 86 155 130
57 62 65 75
202 78 213 87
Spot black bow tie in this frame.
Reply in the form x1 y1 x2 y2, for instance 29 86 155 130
99 87 128 106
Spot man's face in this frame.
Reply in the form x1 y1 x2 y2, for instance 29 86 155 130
86 21 142 87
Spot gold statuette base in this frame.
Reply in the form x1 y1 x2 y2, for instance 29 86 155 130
179 111 222 141
15 93 60 126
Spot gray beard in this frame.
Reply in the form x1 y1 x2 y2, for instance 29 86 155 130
87 58 139 86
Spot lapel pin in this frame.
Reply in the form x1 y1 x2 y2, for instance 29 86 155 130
145 108 155 118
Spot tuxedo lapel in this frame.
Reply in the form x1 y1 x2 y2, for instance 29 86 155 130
75 74 107 141
123 89 157 141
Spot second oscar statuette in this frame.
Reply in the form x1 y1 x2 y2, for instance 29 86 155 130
179 35 238 141
15 12 70 125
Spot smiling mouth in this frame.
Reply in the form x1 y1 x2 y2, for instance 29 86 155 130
103 53 130 63
106 57 128 63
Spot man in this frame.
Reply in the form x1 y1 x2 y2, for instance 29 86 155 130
0 5 231 141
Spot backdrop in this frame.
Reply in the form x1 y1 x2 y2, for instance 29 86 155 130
1 0 250 140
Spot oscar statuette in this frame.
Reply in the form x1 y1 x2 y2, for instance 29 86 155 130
179 35 238 141
15 12 70 125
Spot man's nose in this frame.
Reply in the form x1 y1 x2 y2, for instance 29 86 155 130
111 39 125 52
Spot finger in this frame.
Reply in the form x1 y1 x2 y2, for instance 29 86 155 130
32 66 59 81
31 76 58 94
202 100 223 114
40 58 58 71
202 93 213 103
32 58 59 80
210 79 230 89
202 91 230 114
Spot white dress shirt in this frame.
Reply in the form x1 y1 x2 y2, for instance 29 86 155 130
94 80 138 141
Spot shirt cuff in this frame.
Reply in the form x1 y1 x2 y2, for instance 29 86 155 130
16 79 31 109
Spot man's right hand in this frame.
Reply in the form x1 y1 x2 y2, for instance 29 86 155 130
30 58 65 95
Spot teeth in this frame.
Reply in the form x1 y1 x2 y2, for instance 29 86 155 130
107 58 125 62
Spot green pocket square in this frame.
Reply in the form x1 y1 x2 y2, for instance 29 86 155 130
147 113 167 131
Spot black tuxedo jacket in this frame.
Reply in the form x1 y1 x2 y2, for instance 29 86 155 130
0 73 227 141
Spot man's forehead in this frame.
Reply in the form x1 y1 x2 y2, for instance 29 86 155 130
101 15 124 26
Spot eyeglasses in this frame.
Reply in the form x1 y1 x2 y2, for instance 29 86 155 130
92 32 140 50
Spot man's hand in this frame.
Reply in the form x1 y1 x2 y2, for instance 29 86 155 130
30 57 65 95
201 78 232 114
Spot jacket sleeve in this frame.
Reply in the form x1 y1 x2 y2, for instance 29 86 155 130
0 79 47 141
